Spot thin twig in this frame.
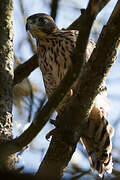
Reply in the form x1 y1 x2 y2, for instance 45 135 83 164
50 0 59 21
26 78 34 122
19 0 36 54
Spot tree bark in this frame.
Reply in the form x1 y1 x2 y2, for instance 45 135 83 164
0 0 17 169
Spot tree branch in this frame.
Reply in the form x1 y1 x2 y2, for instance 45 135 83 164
50 0 59 21
13 54 38 86
68 0 111 30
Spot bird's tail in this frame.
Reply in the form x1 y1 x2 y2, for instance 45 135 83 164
80 95 114 177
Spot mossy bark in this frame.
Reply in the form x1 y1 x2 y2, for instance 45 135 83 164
0 0 17 169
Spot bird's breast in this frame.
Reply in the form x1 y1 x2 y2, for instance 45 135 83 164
37 40 71 97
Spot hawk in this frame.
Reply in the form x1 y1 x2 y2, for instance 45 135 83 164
26 13 114 177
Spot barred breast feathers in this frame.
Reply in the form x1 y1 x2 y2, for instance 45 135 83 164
36 30 80 97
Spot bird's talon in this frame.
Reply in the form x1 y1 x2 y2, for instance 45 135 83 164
50 119 56 126
46 129 56 140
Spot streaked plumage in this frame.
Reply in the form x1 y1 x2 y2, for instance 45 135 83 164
26 13 114 177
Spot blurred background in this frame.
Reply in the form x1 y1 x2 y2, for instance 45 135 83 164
13 0 120 179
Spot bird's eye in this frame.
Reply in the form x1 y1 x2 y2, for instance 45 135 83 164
38 18 47 25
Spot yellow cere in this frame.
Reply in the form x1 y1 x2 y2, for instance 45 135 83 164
28 19 32 24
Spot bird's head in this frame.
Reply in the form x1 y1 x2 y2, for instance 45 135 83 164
26 13 58 38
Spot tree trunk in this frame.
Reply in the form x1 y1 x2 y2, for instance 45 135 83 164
0 0 17 169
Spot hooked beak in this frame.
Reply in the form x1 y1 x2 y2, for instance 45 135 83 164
26 22 31 31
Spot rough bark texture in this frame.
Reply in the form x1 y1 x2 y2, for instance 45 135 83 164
0 0 17 169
